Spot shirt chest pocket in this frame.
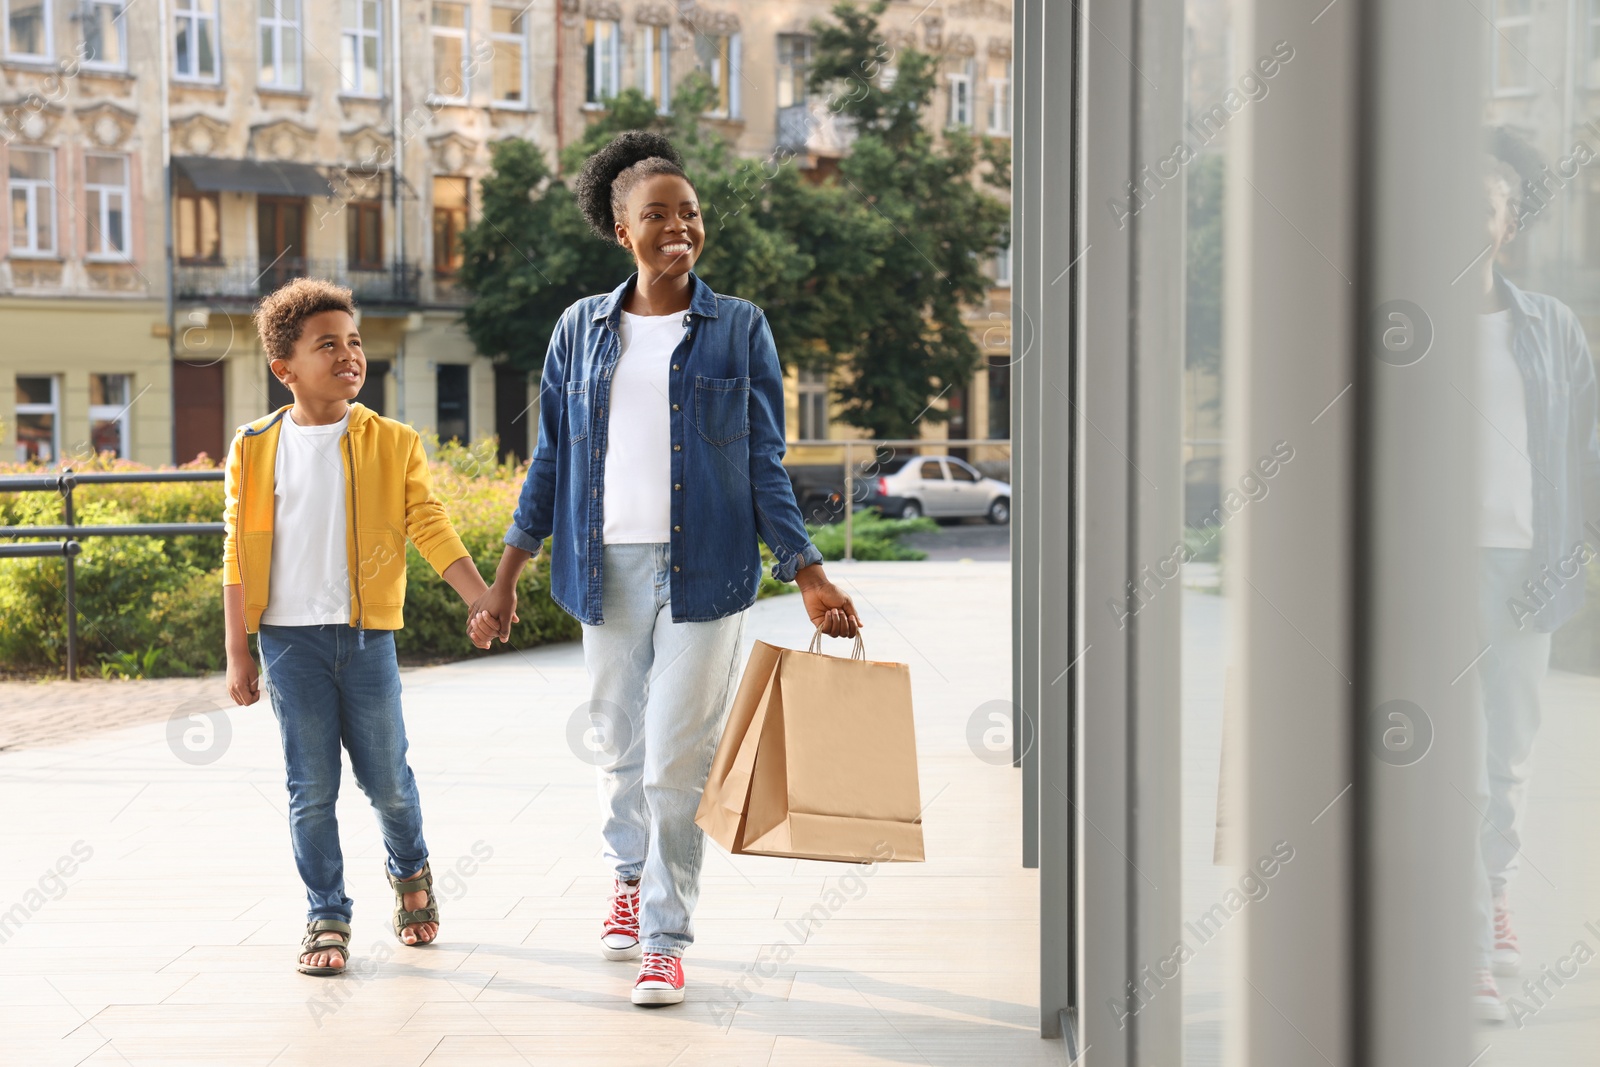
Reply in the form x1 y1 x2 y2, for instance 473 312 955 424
695 376 751 446
566 379 589 442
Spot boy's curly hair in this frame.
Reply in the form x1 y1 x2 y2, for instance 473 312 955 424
573 130 689 242
254 277 357 363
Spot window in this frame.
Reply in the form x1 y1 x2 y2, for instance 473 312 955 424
918 458 946 480
797 367 828 440
636 23 671 111
88 374 131 458
585 18 620 105
431 2 469 101
987 55 1011 134
948 57 975 127
82 0 126 69
491 6 528 105
436 364 469 443
174 0 218 81
258 0 302 89
1491 0 1531 94
14 375 58 462
994 240 1011 286
175 190 220 262
432 176 468 275
695 31 740 117
949 459 980 482
340 0 382 96
9 148 55 256
777 34 812 109
6 0 50 60
347 200 382 269
1590 0 1600 86
85 153 129 259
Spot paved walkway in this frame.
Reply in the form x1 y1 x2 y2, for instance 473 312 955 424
0 561 1060 1067
0 675 227 752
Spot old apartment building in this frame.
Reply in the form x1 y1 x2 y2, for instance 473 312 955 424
0 0 1012 467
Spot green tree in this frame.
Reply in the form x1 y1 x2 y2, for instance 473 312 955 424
1185 151 1224 387
806 0 1011 438
457 2 1010 442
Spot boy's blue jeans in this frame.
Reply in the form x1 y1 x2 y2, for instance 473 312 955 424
258 624 429 923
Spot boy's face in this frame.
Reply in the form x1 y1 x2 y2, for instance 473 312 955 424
270 310 365 404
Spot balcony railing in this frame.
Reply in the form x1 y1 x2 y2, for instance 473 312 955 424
174 258 423 305
776 101 857 157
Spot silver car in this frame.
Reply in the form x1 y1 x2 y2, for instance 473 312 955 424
864 455 1011 524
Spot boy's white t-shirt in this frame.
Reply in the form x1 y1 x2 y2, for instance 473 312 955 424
602 310 684 544
1476 309 1535 550
260 409 352 626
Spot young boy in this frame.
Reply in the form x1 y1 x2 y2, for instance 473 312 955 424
222 278 498 976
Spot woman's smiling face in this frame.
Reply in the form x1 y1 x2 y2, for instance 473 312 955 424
615 173 704 278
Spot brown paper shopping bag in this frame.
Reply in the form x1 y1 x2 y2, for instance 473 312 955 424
695 628 925 864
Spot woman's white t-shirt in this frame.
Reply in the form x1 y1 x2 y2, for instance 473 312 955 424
602 310 685 544
260 409 353 625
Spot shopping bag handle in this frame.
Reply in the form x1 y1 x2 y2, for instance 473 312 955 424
808 624 866 661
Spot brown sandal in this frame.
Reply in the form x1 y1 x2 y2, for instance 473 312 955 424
297 919 350 976
387 862 439 945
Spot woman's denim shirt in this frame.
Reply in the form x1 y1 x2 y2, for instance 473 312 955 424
504 272 824 624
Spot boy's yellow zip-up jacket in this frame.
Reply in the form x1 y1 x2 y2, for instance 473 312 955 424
222 403 470 634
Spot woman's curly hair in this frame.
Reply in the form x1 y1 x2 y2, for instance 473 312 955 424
573 130 689 242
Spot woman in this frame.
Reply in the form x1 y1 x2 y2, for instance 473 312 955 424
470 130 862 1006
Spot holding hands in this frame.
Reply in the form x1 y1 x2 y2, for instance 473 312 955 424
468 580 518 648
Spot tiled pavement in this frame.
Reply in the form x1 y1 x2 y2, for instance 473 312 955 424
0 561 1063 1067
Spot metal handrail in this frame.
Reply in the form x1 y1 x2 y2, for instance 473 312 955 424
0 469 225 680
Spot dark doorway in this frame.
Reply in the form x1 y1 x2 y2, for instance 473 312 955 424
436 364 470 443
494 363 530 461
172 360 225 464
946 384 969 462
267 360 388 416
257 196 307 294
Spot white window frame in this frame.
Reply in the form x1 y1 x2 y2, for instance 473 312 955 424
84 152 130 261
995 240 1011 287
490 4 529 107
696 30 741 118
88 374 132 458
173 0 219 82
9 147 56 257
258 0 302 90
340 0 383 97
430 2 470 103
776 33 812 110
585 18 621 106
988 57 1012 135
637 22 671 113
948 58 975 128
5 0 52 61
1490 0 1532 96
81 0 127 71
14 375 60 463
797 367 829 441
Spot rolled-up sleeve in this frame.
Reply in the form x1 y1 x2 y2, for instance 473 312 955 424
505 308 571 554
746 309 824 582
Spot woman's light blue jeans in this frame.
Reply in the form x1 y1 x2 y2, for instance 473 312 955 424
258 624 429 923
581 543 747 957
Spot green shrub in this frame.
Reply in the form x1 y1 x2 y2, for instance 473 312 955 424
806 510 936 561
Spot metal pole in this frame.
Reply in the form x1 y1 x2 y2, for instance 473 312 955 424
842 441 853 562
60 470 78 681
